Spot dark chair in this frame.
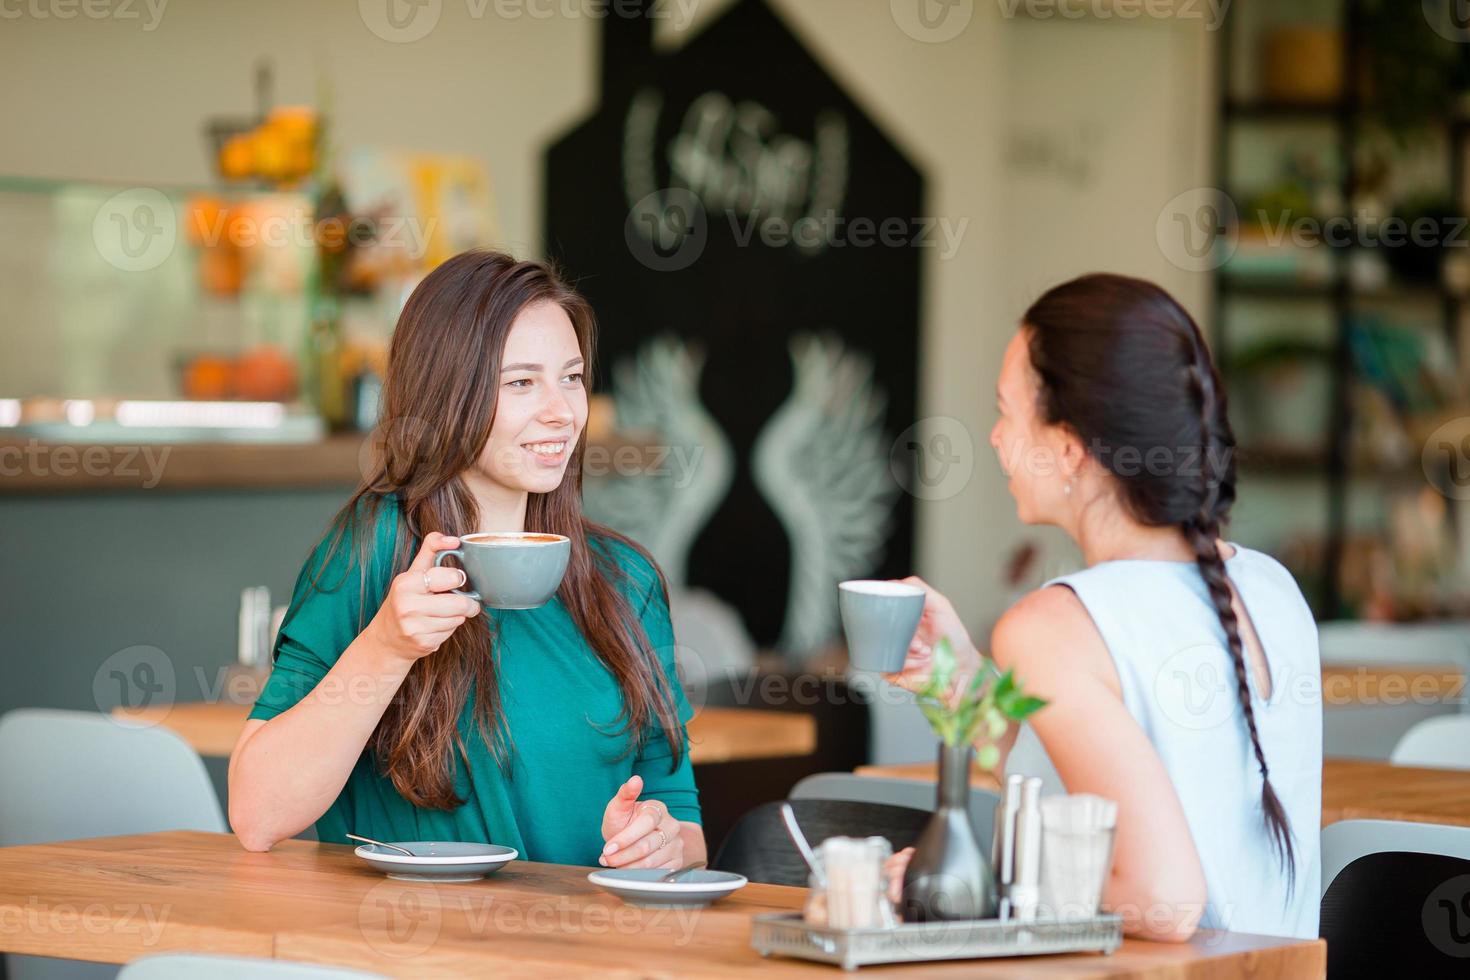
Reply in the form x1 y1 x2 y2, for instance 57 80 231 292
1320 819 1470 978
693 669 872 856
791 772 1001 855
710 798 930 887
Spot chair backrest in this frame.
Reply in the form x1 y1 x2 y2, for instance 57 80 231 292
710 798 932 887
0 708 226 847
790 772 1001 853
1391 716 1470 769
692 673 871 857
1320 819 1470 974
119 954 385 980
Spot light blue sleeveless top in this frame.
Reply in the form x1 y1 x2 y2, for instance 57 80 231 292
1041 544 1322 939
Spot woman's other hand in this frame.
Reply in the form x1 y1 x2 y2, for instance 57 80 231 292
884 846 914 905
882 576 981 697
599 775 686 870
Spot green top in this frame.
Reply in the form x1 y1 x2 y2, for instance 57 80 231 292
247 494 700 866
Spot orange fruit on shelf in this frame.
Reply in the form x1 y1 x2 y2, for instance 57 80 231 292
252 130 292 184
184 195 228 247
226 200 265 249
183 354 235 400
219 134 255 180
292 143 317 180
267 106 317 140
198 247 244 296
232 345 299 402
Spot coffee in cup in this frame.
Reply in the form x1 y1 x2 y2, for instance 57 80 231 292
434 531 571 610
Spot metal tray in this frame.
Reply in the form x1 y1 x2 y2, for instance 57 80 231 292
750 912 1123 971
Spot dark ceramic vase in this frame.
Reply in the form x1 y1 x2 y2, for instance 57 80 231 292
900 741 997 922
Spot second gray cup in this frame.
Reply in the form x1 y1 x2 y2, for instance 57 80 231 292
839 580 926 673
435 532 571 610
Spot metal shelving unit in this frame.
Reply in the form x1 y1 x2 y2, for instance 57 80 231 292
1213 1 1469 617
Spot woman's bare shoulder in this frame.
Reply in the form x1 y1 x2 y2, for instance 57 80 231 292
991 585 1114 687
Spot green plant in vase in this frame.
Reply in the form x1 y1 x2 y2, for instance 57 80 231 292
902 637 1046 922
912 637 1047 767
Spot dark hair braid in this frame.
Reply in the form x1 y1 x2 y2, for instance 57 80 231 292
1025 273 1295 890
1181 351 1296 893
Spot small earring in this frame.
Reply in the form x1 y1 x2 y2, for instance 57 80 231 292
1063 480 1073 496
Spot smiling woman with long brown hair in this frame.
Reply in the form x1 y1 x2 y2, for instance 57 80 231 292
227 250 703 871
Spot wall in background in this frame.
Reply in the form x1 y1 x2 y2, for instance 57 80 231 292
0 489 349 839
0 491 348 719
986 10 1218 598
0 3 1220 703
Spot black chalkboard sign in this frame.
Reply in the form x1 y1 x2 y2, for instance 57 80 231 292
545 0 925 656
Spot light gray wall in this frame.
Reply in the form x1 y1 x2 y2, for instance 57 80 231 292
1 487 352 831
0 488 351 717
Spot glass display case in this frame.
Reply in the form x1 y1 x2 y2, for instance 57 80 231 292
0 175 415 439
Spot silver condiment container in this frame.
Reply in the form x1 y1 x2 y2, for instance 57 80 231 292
237 586 271 667
992 772 1023 918
1009 776 1043 922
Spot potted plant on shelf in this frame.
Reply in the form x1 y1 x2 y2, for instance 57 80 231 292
901 637 1046 922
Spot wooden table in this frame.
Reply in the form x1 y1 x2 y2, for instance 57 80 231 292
1321 758 1470 828
1319 663 1464 709
112 701 816 766
114 665 1457 761
854 758 1470 830
855 760 1001 787
0 831 1324 977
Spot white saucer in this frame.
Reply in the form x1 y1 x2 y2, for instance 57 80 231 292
354 841 518 882
587 868 748 908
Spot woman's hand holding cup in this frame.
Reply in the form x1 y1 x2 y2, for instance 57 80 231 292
881 575 982 700
369 532 482 662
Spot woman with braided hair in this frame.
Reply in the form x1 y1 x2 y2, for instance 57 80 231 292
886 273 1321 941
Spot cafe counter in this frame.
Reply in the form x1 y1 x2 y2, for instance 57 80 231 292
0 434 369 492
0 438 368 737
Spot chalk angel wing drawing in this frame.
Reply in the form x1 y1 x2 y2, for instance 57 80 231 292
583 337 733 591
752 334 896 658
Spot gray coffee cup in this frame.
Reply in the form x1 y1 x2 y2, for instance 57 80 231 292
839 580 925 672
434 532 571 610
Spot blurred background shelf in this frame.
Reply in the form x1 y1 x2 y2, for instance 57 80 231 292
1214 0 1470 620
1236 445 1417 479
1220 275 1457 305
1223 99 1346 121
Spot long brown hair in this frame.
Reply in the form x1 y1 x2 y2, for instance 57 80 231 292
1023 273 1295 890
310 249 684 809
